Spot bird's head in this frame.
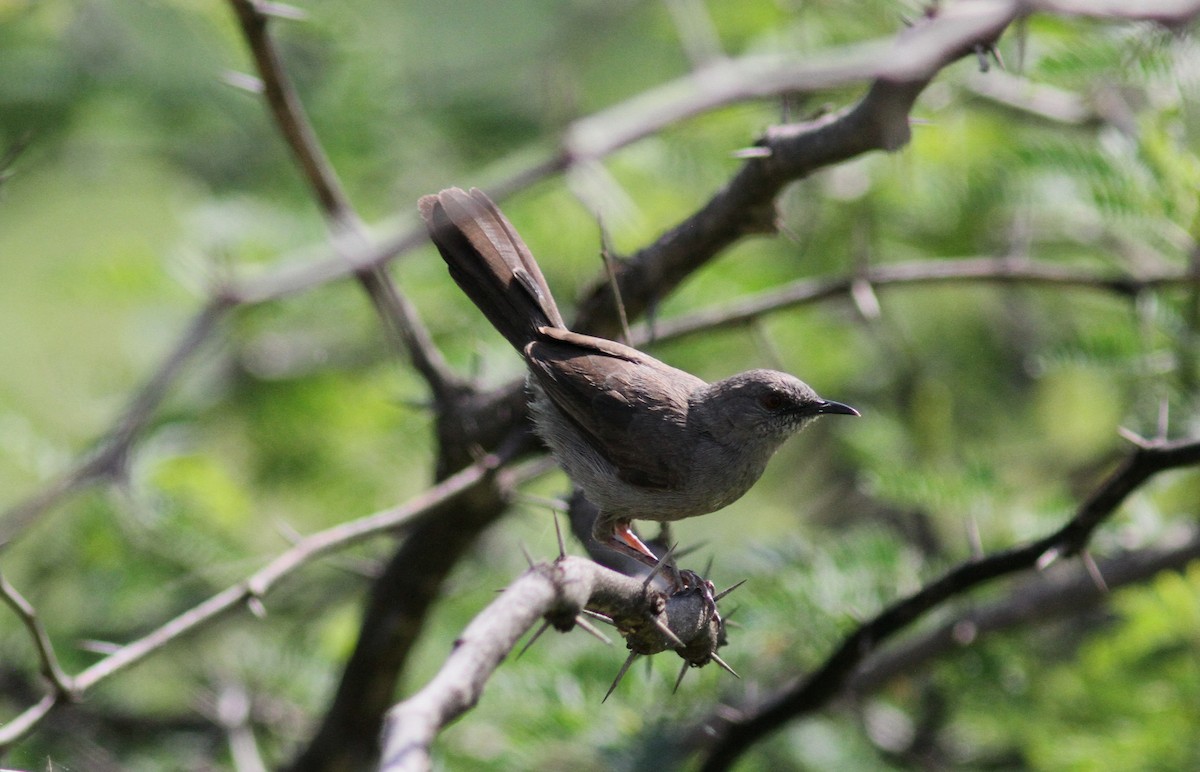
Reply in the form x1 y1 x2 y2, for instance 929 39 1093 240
699 369 859 443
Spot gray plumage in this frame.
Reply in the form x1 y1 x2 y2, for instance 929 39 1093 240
420 188 858 565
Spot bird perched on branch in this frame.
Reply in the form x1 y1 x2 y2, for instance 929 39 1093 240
419 188 858 569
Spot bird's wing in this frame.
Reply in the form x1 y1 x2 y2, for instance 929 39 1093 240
524 327 702 491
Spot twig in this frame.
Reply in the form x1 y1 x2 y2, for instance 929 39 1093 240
0 452 503 750
637 257 1200 347
845 527 1200 696
696 435 1200 770
0 574 75 699
226 0 459 401
227 0 1200 307
216 682 268 772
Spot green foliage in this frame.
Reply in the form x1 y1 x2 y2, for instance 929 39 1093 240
2 1 1199 769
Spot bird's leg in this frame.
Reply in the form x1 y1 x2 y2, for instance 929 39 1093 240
596 518 685 590
611 520 658 564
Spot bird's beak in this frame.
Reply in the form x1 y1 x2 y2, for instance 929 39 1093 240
816 399 860 417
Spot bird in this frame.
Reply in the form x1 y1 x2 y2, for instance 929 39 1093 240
419 187 858 569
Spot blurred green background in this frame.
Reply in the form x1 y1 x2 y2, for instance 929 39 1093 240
2 1 1199 769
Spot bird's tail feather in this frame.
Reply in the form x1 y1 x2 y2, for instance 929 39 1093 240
419 187 565 351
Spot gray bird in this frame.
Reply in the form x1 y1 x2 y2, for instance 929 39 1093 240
420 188 858 568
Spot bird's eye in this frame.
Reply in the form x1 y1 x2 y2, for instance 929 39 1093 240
758 392 785 411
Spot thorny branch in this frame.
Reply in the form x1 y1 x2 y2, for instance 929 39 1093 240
2 0 1199 764
378 556 726 772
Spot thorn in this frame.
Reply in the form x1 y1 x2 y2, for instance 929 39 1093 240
1036 546 1061 571
642 544 679 590
702 554 715 578
553 511 567 559
652 616 686 649
574 615 613 646
1117 425 1150 448
252 0 309 20
974 43 991 73
990 45 1006 71
850 278 882 321
518 621 552 659
673 661 690 694
710 653 739 679
513 492 571 511
713 580 747 603
581 609 616 626
222 71 265 94
776 218 803 244
603 652 639 702
732 146 772 159
518 542 535 569
246 597 267 619
1081 550 1109 593
598 219 633 346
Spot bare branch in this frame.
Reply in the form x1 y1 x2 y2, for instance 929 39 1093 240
226 0 350 221
696 435 1200 770
0 453 504 750
0 574 75 699
640 257 1200 346
226 0 459 401
847 527 1200 697
219 0 1200 312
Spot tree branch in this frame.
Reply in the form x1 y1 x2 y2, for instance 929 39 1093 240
0 574 75 701
0 452 505 750
226 0 459 403
640 257 1200 345
695 435 1200 770
846 527 1200 697
378 556 724 771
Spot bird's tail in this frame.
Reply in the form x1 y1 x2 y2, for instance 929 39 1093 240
419 187 566 351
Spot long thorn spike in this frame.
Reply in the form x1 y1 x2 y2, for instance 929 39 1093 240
714 579 747 602
652 616 685 649
518 542 535 569
710 653 739 679
552 511 566 559
581 608 616 626
574 615 613 646
603 652 639 702
518 621 551 659
673 662 690 694
642 544 679 589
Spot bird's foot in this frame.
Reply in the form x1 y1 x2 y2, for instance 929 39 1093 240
602 521 688 590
